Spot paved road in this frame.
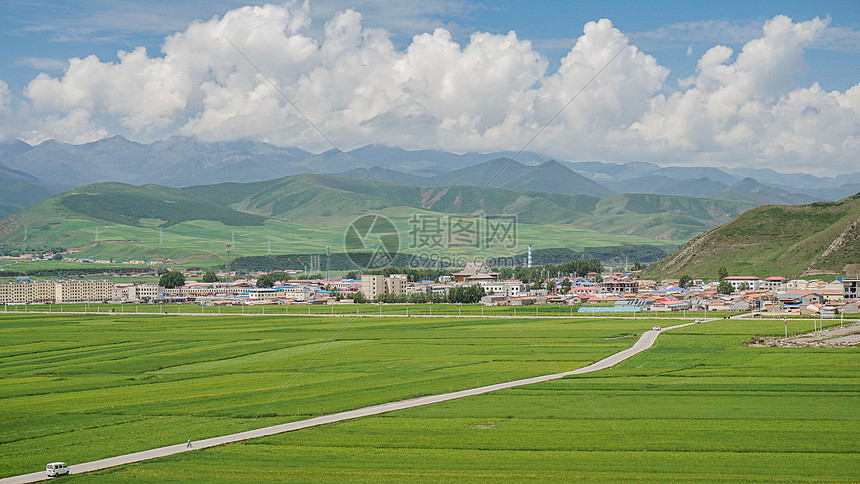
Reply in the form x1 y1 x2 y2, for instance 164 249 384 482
1 319 707 483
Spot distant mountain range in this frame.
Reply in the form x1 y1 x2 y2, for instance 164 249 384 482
338 158 613 197
0 173 759 266
0 135 857 220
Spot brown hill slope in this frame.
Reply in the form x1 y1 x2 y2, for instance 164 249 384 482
646 193 860 278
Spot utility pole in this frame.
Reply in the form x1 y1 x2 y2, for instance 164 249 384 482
326 244 331 280
225 242 232 284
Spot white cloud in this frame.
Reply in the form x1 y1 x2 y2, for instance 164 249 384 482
0 80 10 113
628 15 860 172
0 79 18 141
14 4 860 175
13 57 69 71
21 108 108 145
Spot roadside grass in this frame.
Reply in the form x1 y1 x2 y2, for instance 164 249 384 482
0 313 652 477
73 317 860 483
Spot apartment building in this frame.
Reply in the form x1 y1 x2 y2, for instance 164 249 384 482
360 274 406 300
0 279 112 304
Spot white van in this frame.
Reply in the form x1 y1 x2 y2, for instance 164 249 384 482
46 462 69 477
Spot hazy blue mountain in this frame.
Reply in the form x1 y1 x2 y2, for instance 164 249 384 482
298 144 549 176
563 161 661 181
726 166 860 189
1 136 314 189
601 175 683 194
653 177 729 197
714 177 818 205
493 159 613 197
0 159 39 183
0 174 51 219
338 157 614 197
565 160 738 185
0 135 855 208
652 166 738 185
337 166 432 186
0 139 35 158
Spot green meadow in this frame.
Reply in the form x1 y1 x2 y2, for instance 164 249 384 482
1 314 857 482
7 196 678 266
0 313 650 478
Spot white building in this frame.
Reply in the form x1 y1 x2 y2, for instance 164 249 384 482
844 280 860 300
723 276 761 291
360 274 406 300
1 279 111 304
476 280 525 298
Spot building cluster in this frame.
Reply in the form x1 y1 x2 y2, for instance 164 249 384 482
2 263 858 317
0 279 113 304
553 274 860 316
1 253 161 265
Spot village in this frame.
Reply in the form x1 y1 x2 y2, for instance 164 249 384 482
2 261 859 318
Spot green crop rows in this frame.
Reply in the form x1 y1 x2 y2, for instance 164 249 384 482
1 313 857 482
3 301 760 320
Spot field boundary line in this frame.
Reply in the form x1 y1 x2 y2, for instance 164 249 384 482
0 319 710 484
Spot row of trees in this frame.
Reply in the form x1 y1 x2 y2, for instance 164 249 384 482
675 267 737 294
495 258 603 283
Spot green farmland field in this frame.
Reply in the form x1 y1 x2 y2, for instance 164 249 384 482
0 313 649 478
1 314 857 482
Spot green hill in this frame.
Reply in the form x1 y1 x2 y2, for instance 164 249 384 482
646 193 860 278
0 179 51 220
0 174 756 266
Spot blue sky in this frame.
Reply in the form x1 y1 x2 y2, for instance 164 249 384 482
1 1 858 174
3 0 857 92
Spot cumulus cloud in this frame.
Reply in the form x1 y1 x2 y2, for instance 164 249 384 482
21 108 108 145
0 79 18 140
13 3 860 175
630 16 860 172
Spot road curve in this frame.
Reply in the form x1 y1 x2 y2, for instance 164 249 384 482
1 319 706 483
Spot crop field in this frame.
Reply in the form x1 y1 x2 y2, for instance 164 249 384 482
77 318 859 483
2 302 757 321
2 314 857 482
0 313 653 478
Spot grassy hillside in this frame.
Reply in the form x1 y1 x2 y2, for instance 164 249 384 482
59 182 266 227
0 179 51 220
647 193 860 278
0 174 758 265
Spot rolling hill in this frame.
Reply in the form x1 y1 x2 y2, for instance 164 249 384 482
0 161 51 220
0 174 756 265
712 177 816 205
647 193 860 278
